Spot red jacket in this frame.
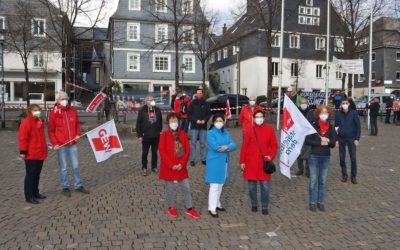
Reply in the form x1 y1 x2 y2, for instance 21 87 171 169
48 103 81 147
240 123 278 181
18 115 48 160
158 128 190 181
239 105 263 134
173 97 191 119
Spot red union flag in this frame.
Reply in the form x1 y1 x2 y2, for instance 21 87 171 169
225 99 232 119
87 120 123 162
86 92 106 112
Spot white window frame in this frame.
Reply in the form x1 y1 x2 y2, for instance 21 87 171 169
316 65 323 78
209 53 215 64
306 0 313 6
182 0 193 14
306 16 313 25
232 46 237 55
129 0 141 10
334 38 345 52
155 24 168 43
299 6 305 14
306 7 312 15
183 55 195 73
272 34 280 47
182 25 194 44
127 53 140 72
315 37 326 51
289 34 300 49
372 52 376 61
217 50 221 61
127 22 140 41
32 18 46 37
371 71 376 81
396 51 400 61
156 0 167 13
358 74 365 82
153 54 171 72
313 17 320 26
396 71 400 81
298 16 305 24
271 62 279 76
336 71 343 79
291 63 298 77
32 53 44 68
0 16 4 40
223 47 228 59
313 7 320 16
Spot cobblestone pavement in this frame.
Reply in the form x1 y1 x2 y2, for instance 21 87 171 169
0 120 399 250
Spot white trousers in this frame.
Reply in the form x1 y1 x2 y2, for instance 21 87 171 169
208 183 224 212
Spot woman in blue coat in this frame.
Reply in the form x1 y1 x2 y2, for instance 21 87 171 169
205 114 237 218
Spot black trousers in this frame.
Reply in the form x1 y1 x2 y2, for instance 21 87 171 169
370 116 378 135
385 110 391 123
297 158 310 175
24 160 44 200
142 137 160 169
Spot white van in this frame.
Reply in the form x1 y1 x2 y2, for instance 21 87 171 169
355 93 395 116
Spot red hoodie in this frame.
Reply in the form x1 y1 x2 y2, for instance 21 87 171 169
239 105 263 134
48 103 81 147
174 96 191 119
18 115 48 160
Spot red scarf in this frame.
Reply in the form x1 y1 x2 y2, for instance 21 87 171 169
318 119 329 136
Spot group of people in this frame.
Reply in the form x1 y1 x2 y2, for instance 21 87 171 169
18 91 89 204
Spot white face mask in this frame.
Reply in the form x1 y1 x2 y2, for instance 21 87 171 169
342 104 349 110
249 101 256 106
214 122 224 130
169 122 179 131
300 104 308 110
32 111 41 118
255 117 264 126
60 100 68 107
150 100 156 107
319 113 329 121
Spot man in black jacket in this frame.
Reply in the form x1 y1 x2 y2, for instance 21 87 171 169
136 96 163 176
188 89 211 166
366 98 380 136
385 96 394 124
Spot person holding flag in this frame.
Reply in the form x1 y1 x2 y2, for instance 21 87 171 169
305 105 337 212
240 110 277 215
239 96 263 137
48 91 90 197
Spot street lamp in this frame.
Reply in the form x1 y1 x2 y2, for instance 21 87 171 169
180 63 186 91
0 29 5 128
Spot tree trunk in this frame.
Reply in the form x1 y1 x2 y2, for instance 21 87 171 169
23 59 30 106
266 40 273 108
175 39 179 89
201 60 206 87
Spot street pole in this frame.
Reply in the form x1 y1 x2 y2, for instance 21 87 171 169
236 42 240 121
325 0 331 105
181 71 184 91
1 41 5 128
367 6 373 130
276 0 285 130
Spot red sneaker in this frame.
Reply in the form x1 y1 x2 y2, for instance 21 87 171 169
168 207 178 218
185 208 200 219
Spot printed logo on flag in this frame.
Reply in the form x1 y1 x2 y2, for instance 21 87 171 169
282 108 294 134
91 129 122 152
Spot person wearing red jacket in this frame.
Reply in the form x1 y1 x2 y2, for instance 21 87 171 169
240 110 278 215
158 113 200 219
48 91 89 197
239 96 263 136
18 104 48 204
173 92 191 133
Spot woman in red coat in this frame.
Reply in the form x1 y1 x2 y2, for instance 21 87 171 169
18 104 48 204
159 112 200 219
240 110 278 215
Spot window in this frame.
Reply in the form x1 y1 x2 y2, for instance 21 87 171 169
359 37 368 46
316 65 323 78
182 25 194 44
396 52 400 61
217 50 221 61
306 17 312 25
272 34 280 47
232 46 237 55
129 0 141 10
127 53 140 72
155 24 168 43
183 55 195 73
0 17 4 40
313 8 320 16
372 52 376 61
289 34 300 49
358 74 365 82
299 6 305 14
156 0 167 13
299 16 305 24
315 37 325 50
153 54 171 72
33 54 44 68
127 23 140 41
32 19 46 37
336 71 343 79
271 62 279 76
306 7 312 15
334 38 345 52
223 47 228 59
306 0 313 6
209 53 215 64
371 72 376 80
291 63 298 77
182 0 193 14
396 71 400 81
313 17 320 26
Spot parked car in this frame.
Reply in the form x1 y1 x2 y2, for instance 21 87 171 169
206 94 249 115
355 93 395 116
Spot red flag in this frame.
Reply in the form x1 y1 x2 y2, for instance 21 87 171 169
86 92 106 112
225 99 232 119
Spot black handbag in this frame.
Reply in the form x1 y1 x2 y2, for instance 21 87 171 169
253 127 276 174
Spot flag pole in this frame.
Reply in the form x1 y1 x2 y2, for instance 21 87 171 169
325 0 331 105
367 6 373 130
276 0 285 130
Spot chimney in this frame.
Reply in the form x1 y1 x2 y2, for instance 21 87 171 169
247 0 258 16
222 23 227 34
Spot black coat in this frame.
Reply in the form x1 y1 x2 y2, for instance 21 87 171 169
188 98 211 130
305 121 337 156
367 102 380 117
136 106 163 138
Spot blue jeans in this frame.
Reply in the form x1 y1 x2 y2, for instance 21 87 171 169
57 145 83 189
248 180 270 209
308 154 330 205
179 118 189 133
338 137 357 177
189 129 207 162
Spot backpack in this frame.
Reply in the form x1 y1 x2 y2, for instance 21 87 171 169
180 101 187 115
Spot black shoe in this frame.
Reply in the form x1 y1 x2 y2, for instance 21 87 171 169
62 188 71 197
202 161 206 165
295 171 304 176
26 198 40 204
216 207 226 212
317 203 325 212
208 210 218 218
305 172 310 178
76 187 90 194
251 207 258 212
309 204 316 212
262 209 269 215
190 161 195 167
35 194 47 199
